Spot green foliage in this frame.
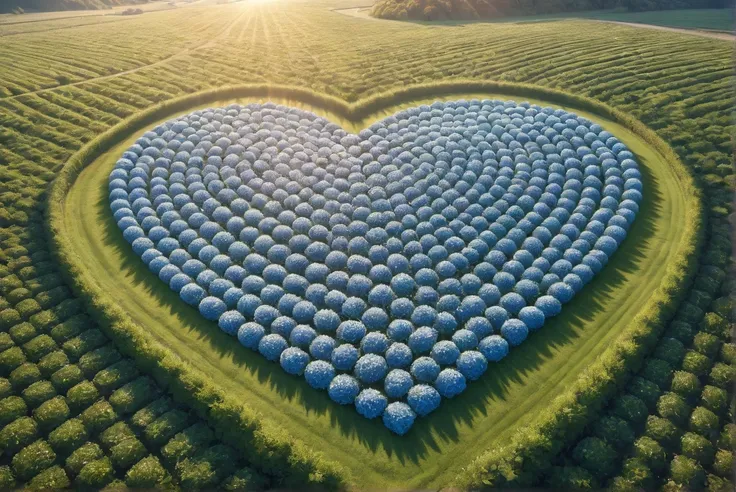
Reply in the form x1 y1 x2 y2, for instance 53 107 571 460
657 392 691 427
65 442 103 475
110 438 147 470
681 350 712 377
670 370 701 401
144 409 190 447
99 422 135 450
644 415 682 450
712 449 734 478
0 466 16 490
708 362 736 388
0 333 13 352
15 298 41 319
80 400 117 434
27 466 70 490
720 423 736 450
12 439 56 481
612 394 649 427
222 467 269 491
92 359 139 395
0 347 26 376
161 423 215 466
0 378 11 399
176 445 238 489
125 456 169 489
63 329 108 361
0 396 28 426
48 418 88 456
641 358 674 390
21 380 56 408
681 432 715 465
593 416 635 451
37 350 69 377
76 457 114 488
688 406 719 438
0 417 38 455
50 316 89 345
9 362 41 391
719 343 736 365
9 322 37 345
23 335 57 362
701 385 728 414
66 380 99 414
0 309 21 331
633 436 667 474
572 437 617 479
666 321 694 345
109 377 159 415
78 344 121 378
50 364 83 393
654 338 686 367
130 397 172 432
33 395 70 431
693 333 721 359
619 457 654 490
700 313 730 339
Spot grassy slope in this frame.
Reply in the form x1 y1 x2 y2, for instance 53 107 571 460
61 91 688 489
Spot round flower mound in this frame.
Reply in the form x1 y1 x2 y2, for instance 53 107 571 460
383 402 416 436
384 369 414 399
355 389 388 419
354 354 388 384
435 368 467 398
407 384 441 416
280 347 310 375
328 374 360 405
456 350 488 381
110 100 642 434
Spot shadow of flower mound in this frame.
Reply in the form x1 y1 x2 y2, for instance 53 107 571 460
106 99 642 434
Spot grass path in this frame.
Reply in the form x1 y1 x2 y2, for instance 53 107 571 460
61 91 688 488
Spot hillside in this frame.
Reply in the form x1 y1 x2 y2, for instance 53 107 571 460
0 0 148 14
370 0 731 21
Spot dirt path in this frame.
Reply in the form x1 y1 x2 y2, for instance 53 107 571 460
332 7 734 41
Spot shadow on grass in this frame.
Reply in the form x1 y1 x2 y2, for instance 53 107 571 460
93 116 662 465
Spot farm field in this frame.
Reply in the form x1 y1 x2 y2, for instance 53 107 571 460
0 0 734 490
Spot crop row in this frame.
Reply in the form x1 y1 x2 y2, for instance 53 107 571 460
0 224 271 488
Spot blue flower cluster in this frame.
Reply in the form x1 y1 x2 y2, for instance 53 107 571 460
109 100 642 434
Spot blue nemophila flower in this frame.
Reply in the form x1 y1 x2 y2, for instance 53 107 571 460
114 102 640 432
383 402 416 435
407 384 441 416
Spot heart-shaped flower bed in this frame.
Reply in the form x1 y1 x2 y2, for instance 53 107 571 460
109 99 642 434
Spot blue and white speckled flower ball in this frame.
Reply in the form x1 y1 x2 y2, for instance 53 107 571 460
109 99 642 434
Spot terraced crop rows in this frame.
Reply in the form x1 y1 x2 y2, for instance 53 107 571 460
0 0 733 489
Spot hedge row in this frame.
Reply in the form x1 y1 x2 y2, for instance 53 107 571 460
45 81 703 489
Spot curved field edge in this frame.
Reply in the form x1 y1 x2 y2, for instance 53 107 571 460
45 81 704 489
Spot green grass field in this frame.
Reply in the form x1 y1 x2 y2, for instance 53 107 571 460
0 0 733 488
58 89 689 488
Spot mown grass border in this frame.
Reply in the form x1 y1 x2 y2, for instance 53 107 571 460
45 81 704 489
